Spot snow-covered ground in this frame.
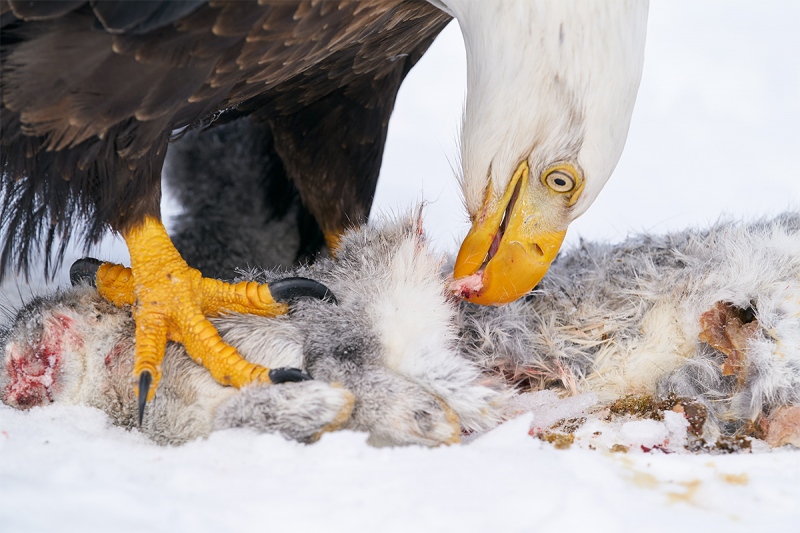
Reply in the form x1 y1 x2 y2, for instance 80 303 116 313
3 403 800 533
2 2 799 532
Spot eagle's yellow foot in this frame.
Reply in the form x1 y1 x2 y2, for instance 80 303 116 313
83 216 328 424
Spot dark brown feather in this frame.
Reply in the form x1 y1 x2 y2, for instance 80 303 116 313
0 0 451 279
91 0 205 35
7 0 83 20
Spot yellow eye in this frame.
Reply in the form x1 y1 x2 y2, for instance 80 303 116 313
543 169 576 193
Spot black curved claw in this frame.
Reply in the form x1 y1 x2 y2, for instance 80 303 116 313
70 257 103 287
137 371 152 426
269 277 337 305
269 367 313 384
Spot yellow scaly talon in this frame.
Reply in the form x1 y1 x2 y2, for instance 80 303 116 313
96 216 288 404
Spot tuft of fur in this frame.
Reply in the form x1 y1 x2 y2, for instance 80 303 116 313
244 209 508 442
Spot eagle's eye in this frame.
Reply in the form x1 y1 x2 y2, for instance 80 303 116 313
543 168 576 193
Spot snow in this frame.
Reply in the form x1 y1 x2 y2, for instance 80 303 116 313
2 1 800 532
619 419 671 449
512 390 599 433
3 404 800 532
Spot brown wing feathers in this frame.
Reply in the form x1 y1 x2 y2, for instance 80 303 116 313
0 0 451 279
3 1 85 21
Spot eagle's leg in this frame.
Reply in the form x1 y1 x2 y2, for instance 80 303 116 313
323 232 343 254
95 216 298 413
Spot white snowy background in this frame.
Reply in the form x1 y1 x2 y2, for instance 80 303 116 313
2 1 799 531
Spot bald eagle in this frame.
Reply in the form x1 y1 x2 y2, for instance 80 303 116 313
0 1 648 407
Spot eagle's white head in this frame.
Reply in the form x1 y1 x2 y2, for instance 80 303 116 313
435 0 649 304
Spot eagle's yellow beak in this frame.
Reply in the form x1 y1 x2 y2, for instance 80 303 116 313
451 161 572 305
